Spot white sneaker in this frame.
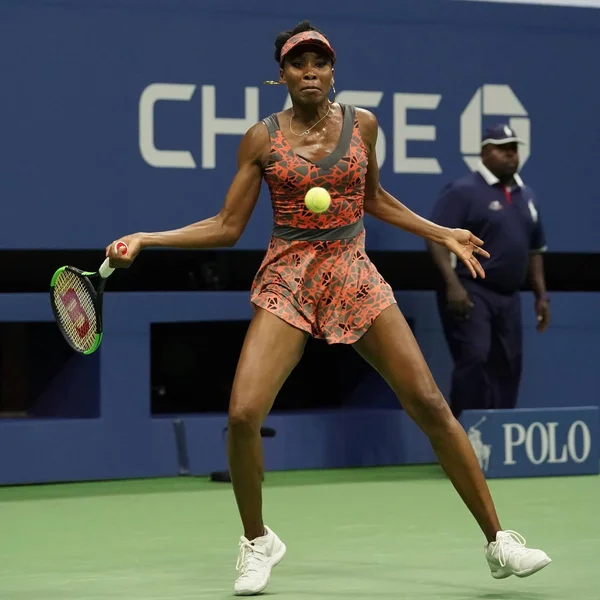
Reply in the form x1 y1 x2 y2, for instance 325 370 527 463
485 530 551 579
234 526 286 596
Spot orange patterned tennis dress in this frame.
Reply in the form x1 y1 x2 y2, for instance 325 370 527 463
250 103 397 344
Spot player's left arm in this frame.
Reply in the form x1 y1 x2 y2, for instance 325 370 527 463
357 108 489 279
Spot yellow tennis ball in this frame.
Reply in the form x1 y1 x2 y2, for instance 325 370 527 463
304 187 331 213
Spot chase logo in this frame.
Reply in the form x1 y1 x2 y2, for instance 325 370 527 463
460 84 531 171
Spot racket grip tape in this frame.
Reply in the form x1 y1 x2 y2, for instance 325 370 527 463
99 258 115 279
98 242 128 279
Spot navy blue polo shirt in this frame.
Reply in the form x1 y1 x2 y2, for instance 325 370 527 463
430 162 547 294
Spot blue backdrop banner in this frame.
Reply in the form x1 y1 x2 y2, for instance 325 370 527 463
1 0 599 251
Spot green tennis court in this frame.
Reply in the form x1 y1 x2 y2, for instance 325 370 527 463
1 466 597 599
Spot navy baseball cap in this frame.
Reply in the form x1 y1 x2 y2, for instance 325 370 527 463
481 123 524 147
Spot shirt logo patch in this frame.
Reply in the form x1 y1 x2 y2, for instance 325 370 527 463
528 200 539 223
488 200 503 211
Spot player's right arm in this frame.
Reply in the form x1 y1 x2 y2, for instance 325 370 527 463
105 122 270 267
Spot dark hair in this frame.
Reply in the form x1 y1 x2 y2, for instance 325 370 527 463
274 20 326 63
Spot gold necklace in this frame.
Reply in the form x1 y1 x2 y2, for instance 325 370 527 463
289 104 331 136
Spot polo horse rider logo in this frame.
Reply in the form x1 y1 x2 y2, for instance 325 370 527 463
467 417 492 472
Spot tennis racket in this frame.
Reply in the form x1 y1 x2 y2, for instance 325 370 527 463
49 242 128 354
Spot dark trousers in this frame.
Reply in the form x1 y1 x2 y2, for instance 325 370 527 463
437 281 522 419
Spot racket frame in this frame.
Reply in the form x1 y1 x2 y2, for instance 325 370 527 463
49 265 108 355
49 243 125 355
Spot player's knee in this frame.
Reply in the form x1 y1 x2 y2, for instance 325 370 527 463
228 402 263 434
406 386 454 435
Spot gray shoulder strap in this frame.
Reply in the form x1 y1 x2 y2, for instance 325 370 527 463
262 113 279 135
343 103 356 127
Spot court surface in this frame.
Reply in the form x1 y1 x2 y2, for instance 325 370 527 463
1 465 597 599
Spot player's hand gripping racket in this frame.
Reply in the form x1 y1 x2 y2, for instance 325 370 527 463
49 242 128 354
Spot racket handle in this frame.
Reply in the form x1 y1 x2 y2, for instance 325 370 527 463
99 258 115 279
98 241 128 279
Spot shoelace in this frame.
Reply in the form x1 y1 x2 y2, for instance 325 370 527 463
236 541 265 576
496 530 528 567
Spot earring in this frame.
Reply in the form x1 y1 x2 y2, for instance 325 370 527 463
331 80 336 99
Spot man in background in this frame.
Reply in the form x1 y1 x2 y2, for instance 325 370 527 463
427 124 550 419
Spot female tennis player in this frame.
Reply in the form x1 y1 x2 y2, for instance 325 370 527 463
106 20 551 596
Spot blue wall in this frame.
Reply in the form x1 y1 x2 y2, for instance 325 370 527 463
1 0 599 250
0 289 598 484
1 0 600 484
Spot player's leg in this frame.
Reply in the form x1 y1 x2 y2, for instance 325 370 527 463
229 306 308 539
353 303 501 541
228 306 308 595
352 304 551 577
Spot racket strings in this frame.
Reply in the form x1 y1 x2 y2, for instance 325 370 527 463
52 270 98 352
